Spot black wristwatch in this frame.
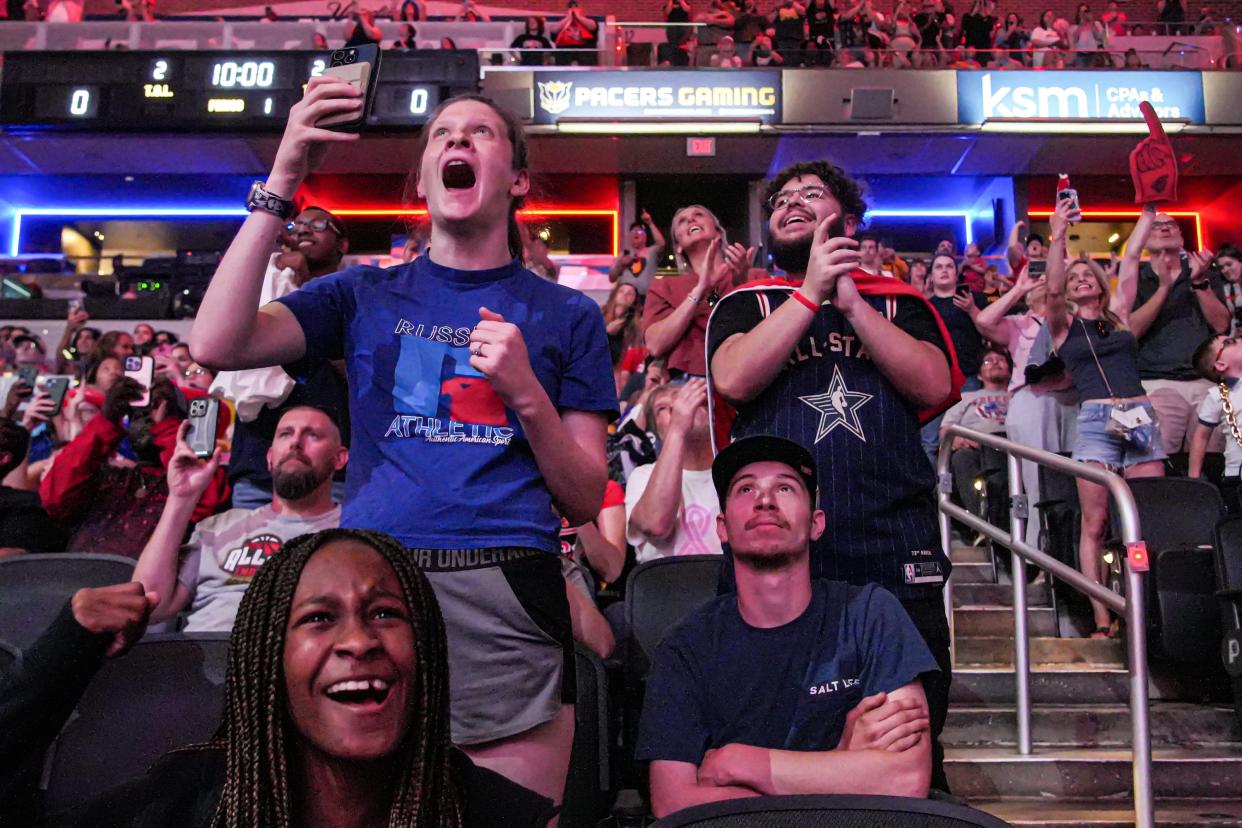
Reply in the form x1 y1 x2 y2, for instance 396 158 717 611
1191 279 1210 291
245 181 295 220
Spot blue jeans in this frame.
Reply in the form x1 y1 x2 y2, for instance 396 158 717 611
230 477 347 510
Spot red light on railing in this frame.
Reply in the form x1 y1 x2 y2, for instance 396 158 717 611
1126 541 1150 572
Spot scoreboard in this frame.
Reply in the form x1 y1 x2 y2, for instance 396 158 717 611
0 50 479 131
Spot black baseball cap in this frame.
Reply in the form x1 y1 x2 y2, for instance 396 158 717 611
712 435 818 507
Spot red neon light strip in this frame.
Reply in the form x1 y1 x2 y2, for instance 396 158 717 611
327 207 621 256
1027 210 1203 250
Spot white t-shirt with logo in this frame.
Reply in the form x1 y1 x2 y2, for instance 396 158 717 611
177 503 341 632
624 464 723 564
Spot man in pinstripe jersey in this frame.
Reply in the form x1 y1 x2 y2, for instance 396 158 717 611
707 160 962 792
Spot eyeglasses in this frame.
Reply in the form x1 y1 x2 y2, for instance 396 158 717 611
286 218 341 235
1216 337 1238 363
184 367 209 378
1150 220 1179 232
767 185 827 211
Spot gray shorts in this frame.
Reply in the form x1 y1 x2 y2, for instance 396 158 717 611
415 548 574 746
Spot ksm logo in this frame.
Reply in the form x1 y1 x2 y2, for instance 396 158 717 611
538 81 573 115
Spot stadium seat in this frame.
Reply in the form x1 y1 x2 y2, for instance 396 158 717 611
1118 478 1225 667
0 638 18 677
1036 461 1080 569
42 633 229 821
650 794 1012 827
624 555 724 683
0 555 136 652
562 644 611 828
1213 517 1242 729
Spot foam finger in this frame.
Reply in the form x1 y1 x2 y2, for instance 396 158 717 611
1140 100 1167 142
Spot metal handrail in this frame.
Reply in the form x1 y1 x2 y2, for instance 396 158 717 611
936 425 1152 828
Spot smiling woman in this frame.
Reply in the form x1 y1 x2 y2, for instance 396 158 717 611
188 86 618 806
59 529 557 827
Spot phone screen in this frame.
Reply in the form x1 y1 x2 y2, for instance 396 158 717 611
123 355 155 407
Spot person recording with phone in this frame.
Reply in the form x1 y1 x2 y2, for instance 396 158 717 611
1044 195 1165 639
133 405 346 633
39 376 230 558
189 85 616 806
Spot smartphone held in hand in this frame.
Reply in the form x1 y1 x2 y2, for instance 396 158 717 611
316 44 381 131
123 355 155 407
1057 173 1080 217
186 397 220 459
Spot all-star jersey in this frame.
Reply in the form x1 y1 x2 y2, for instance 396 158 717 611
706 278 955 599
276 256 618 553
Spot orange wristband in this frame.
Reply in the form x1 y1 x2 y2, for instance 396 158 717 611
791 291 819 312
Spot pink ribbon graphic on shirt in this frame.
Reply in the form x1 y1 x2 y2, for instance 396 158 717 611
677 505 713 555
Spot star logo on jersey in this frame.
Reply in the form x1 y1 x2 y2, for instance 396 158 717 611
798 366 874 443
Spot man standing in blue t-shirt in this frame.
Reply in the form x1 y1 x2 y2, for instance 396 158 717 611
637 436 938 818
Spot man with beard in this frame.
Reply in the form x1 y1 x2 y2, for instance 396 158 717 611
637 436 937 816
211 206 352 509
133 405 347 632
40 377 230 558
705 160 962 792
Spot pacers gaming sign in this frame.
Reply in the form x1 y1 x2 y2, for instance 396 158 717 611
533 70 780 125
957 71 1205 124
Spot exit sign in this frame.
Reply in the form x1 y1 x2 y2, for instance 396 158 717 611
686 137 716 157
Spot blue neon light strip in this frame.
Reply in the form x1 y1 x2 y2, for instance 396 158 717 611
868 210 974 246
7 206 974 257
9 207 250 257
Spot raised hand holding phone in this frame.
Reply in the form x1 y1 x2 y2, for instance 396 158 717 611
267 75 364 196
1130 100 1178 204
123 355 155 407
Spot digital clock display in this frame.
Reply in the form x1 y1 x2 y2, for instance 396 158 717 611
0 50 477 132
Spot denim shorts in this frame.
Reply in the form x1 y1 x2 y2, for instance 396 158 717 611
1072 401 1168 470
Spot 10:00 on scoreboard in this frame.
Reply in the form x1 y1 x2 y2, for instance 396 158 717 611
0 51 474 131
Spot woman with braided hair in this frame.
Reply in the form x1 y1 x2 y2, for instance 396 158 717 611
0 528 553 826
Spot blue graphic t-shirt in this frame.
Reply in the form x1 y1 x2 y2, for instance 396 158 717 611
636 580 938 764
276 256 617 552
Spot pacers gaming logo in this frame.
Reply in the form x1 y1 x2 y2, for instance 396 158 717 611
538 81 573 116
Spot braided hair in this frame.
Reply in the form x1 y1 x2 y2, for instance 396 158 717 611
209 528 463 828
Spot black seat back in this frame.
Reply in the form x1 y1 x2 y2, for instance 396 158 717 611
651 794 1013 827
562 645 610 828
0 555 135 651
43 633 229 819
0 638 18 677
1122 477 1224 554
1153 545 1222 668
624 556 724 683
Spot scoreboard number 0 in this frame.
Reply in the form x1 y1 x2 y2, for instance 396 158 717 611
69 88 92 116
409 87 429 115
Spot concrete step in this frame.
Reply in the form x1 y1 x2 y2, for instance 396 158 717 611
948 640 1127 670
953 562 997 584
951 544 993 565
954 581 1052 608
945 746 1242 799
955 606 1059 637
955 636 1125 668
951 666 1205 705
972 799 1242 827
944 703 1240 749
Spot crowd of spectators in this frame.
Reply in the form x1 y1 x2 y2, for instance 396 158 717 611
0 85 1239 825
659 0 1232 68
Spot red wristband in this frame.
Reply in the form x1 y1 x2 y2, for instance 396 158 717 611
791 291 819 312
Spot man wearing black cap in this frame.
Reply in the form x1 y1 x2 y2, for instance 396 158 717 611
636 435 938 818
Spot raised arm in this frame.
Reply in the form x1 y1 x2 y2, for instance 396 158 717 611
1007 219 1028 272
628 380 705 541
1043 198 1077 348
190 77 361 370
643 209 667 254
132 422 216 624
1122 206 1167 338
975 264 1036 343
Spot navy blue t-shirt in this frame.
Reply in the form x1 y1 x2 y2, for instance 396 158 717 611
928 291 988 378
275 255 617 552
636 580 938 764
706 283 953 599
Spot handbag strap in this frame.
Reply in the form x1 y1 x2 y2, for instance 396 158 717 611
1079 317 1120 402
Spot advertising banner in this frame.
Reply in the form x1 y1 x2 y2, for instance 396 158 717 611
957 71 1205 124
532 70 781 125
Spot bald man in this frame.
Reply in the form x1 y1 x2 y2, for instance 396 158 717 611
1122 206 1230 454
